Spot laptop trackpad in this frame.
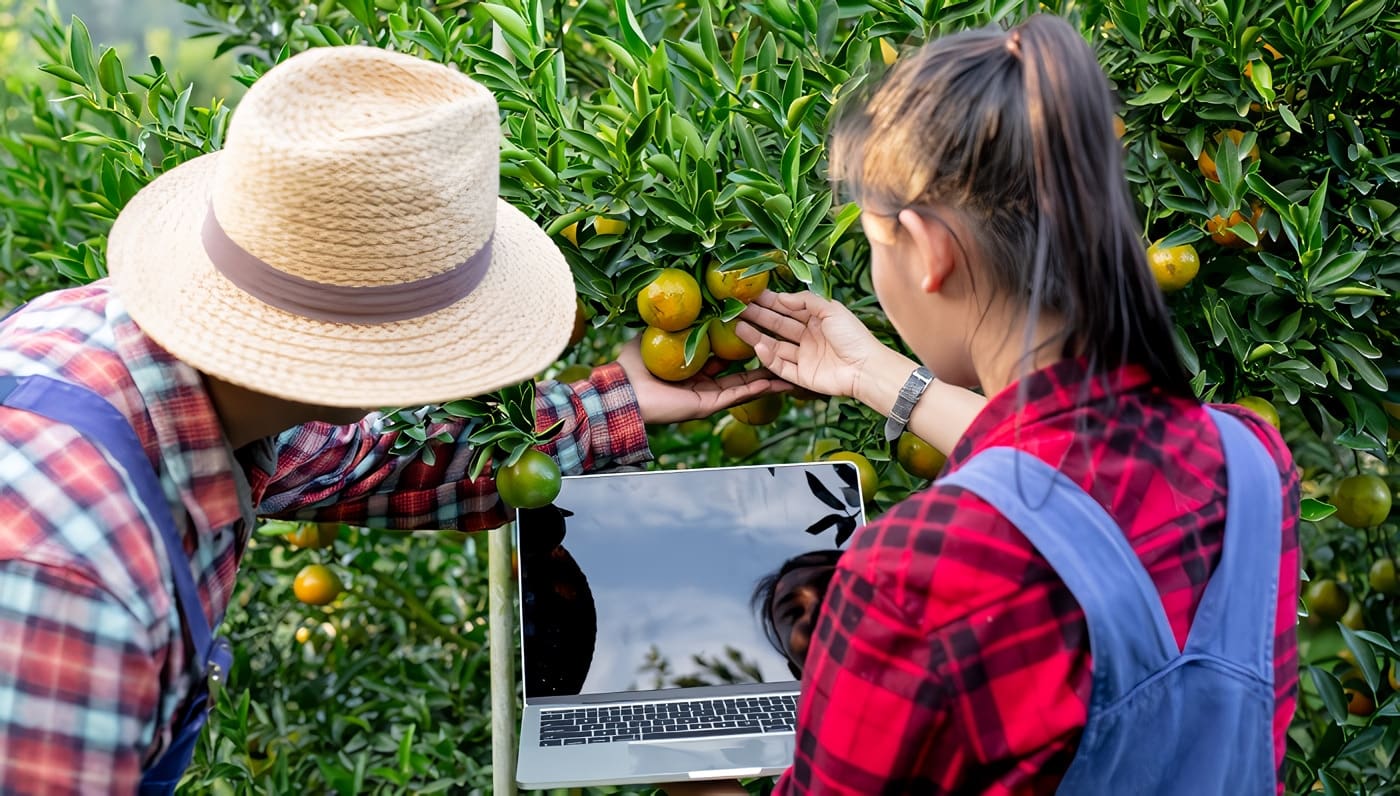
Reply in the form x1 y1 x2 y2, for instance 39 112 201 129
627 734 793 772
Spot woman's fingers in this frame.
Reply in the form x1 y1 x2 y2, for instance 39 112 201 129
738 300 808 343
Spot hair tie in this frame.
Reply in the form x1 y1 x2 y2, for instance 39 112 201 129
1006 30 1023 57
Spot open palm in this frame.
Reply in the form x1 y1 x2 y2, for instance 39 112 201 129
736 290 882 400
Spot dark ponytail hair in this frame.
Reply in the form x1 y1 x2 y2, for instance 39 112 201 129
831 14 1192 397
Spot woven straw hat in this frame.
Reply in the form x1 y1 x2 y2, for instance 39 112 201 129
107 46 577 408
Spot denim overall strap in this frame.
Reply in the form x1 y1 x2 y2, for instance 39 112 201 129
1181 408 1281 681
939 448 1178 705
0 375 231 794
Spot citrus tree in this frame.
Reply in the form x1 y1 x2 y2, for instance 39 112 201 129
1 0 1397 792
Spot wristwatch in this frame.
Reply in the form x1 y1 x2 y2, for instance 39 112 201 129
883 366 934 442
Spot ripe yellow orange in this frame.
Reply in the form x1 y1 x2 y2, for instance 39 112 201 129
638 268 702 332
1207 203 1263 249
718 416 761 459
293 564 344 606
728 394 783 425
640 325 710 382
284 522 340 550
1332 474 1391 529
1233 396 1280 430
295 627 311 644
709 317 756 361
1113 115 1126 139
896 432 947 480
826 451 878 501
1198 129 1260 182
1146 241 1200 292
705 262 770 304
593 216 627 236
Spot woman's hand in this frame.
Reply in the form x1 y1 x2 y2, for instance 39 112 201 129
615 337 790 425
736 290 886 400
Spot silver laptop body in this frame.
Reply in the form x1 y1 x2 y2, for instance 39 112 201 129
514 461 864 790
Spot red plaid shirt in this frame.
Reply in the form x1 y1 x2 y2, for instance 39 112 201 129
0 282 650 793
774 360 1299 795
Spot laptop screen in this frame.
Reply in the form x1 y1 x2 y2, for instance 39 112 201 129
516 461 863 701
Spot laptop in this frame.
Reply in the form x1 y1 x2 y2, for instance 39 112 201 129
514 461 865 790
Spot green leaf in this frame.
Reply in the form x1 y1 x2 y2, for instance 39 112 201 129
1126 84 1176 106
614 0 651 60
682 323 708 365
1355 630 1400 658
97 48 126 96
1247 59 1274 104
1307 666 1351 725
1300 498 1336 522
1338 624 1381 693
720 298 747 321
68 15 97 87
1310 250 1365 289
39 63 86 85
480 4 531 46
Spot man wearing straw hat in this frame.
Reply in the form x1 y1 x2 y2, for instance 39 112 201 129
0 46 782 793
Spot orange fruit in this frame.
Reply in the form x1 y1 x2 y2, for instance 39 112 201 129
826 451 878 501
640 325 710 382
1198 129 1260 182
1207 203 1264 248
496 449 563 509
1233 396 1280 430
1332 474 1391 529
1345 687 1376 717
705 261 770 304
638 269 702 332
728 394 783 425
284 522 340 550
593 216 627 236
879 38 898 66
1305 578 1349 622
803 438 842 462
1368 557 1398 595
293 564 344 606
896 432 947 480
709 317 756 361
717 416 761 459
1341 601 1365 631
295 627 311 644
555 364 592 383
1146 241 1200 292
1113 115 1126 139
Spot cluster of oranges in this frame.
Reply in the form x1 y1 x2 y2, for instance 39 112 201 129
636 262 770 381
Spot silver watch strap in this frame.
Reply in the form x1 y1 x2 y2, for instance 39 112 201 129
883 366 934 442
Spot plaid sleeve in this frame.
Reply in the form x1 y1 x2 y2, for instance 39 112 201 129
258 363 650 531
0 561 160 794
773 567 951 795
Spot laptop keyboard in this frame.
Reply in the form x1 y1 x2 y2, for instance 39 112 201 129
538 694 798 746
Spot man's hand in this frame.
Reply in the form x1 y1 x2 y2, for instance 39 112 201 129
615 336 790 425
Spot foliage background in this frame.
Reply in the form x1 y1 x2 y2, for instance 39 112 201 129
0 0 1397 793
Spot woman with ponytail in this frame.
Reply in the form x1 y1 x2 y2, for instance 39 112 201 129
671 13 1299 796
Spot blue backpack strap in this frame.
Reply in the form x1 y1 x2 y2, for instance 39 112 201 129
939 448 1177 706
1180 408 1281 681
0 374 231 793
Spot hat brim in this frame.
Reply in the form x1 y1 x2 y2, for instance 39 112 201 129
108 152 578 409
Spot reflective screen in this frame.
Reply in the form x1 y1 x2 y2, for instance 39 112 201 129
517 462 863 700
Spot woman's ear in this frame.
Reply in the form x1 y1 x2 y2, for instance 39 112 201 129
897 208 958 294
